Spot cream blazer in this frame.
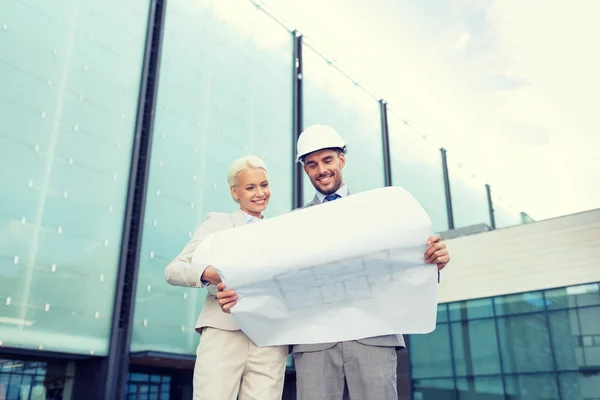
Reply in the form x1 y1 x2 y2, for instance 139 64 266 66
164 209 247 333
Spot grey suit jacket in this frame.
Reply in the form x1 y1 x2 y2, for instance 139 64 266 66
292 192 406 353
164 209 247 333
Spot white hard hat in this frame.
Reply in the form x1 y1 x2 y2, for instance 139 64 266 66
296 124 346 163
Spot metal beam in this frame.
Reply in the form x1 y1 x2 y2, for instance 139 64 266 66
292 31 304 209
104 0 167 398
485 183 496 229
440 148 455 230
379 100 392 187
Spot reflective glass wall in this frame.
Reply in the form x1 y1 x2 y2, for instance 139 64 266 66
301 43 385 204
0 358 75 399
0 0 149 355
493 195 523 229
130 0 293 354
408 282 600 400
446 157 490 229
388 111 448 233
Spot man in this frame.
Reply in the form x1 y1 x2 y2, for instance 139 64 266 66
217 125 450 399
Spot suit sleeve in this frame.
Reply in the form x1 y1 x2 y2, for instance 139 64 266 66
164 214 218 293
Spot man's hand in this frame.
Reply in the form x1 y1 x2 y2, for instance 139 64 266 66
424 234 450 271
201 265 222 285
216 283 238 313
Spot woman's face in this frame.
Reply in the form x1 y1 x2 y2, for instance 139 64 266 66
231 168 270 218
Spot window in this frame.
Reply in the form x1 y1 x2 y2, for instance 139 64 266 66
504 374 559 399
0 358 74 400
410 283 600 399
448 298 494 321
455 376 504 400
409 324 453 379
496 314 554 373
130 0 293 354
127 372 171 400
412 378 455 400
451 319 502 376
0 0 150 355
494 291 546 316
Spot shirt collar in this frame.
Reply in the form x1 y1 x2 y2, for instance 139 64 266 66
315 184 349 204
241 210 264 223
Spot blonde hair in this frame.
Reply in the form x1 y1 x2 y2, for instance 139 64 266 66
227 155 268 189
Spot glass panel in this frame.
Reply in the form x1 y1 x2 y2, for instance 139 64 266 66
549 310 585 370
0 0 149 355
131 0 293 354
451 320 502 376
578 306 600 367
129 373 149 382
456 376 504 400
493 195 522 229
504 374 559 400
0 358 71 399
412 379 455 400
437 304 448 323
496 314 554 373
302 44 384 205
387 113 447 233
408 324 453 379
446 158 490 229
545 283 600 310
559 372 600 400
494 291 546 316
448 298 494 321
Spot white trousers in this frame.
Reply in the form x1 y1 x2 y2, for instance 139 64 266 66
193 327 288 400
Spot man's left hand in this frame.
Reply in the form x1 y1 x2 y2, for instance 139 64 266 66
424 234 450 271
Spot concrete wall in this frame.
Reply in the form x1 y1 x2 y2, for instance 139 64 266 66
438 209 600 303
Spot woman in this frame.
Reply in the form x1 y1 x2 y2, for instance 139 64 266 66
164 155 288 400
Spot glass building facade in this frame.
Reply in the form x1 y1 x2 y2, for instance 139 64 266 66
409 283 600 400
3 0 584 399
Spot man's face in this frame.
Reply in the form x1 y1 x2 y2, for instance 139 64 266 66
303 148 345 195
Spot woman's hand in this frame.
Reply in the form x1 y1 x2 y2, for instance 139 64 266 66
216 283 238 313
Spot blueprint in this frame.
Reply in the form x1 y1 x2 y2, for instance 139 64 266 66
192 186 439 347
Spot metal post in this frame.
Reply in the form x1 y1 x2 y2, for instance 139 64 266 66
379 99 392 187
490 298 508 397
440 148 455 230
104 0 167 398
485 183 496 229
542 291 563 399
292 31 304 209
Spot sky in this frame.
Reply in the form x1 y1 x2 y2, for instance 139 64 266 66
258 0 600 221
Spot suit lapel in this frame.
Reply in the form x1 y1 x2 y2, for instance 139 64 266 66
308 195 320 207
231 209 247 227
